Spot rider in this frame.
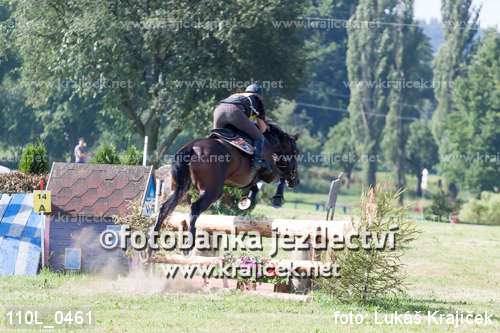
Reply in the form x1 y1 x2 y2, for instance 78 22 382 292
214 84 270 171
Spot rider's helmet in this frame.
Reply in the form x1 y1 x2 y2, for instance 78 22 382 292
244 84 263 99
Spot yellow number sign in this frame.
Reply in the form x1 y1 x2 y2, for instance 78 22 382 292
34 190 51 213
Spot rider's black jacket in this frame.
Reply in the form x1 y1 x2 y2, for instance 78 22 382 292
220 93 266 120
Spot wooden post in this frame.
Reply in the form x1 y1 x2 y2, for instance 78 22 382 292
193 232 219 288
289 245 312 294
142 136 148 166
326 173 343 221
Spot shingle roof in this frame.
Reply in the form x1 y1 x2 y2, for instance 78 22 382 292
47 163 153 218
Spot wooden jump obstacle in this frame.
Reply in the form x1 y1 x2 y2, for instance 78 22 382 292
151 213 353 294
163 212 352 240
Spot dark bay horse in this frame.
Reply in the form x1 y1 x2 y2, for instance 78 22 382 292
153 122 300 241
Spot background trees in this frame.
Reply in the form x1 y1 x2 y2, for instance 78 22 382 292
295 0 358 137
405 122 439 197
382 0 434 203
439 31 500 193
346 0 397 187
8 0 307 165
322 118 358 188
1 0 499 208
431 0 479 139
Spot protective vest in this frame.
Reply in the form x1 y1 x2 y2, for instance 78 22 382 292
220 93 261 120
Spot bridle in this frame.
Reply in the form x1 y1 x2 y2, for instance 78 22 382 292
272 133 299 186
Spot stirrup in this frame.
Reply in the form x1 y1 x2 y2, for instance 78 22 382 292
252 158 270 170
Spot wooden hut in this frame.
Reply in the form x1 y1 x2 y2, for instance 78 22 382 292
45 162 155 274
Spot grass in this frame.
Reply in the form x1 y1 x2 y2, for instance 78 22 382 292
0 219 499 332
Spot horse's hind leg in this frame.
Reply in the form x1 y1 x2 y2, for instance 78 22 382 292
187 188 223 252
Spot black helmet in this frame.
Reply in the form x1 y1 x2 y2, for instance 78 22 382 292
245 84 262 97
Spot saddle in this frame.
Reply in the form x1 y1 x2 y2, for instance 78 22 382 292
210 126 255 155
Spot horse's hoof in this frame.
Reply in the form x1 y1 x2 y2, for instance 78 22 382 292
271 196 284 208
238 197 253 210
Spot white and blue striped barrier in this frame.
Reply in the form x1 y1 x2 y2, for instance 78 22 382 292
0 193 42 276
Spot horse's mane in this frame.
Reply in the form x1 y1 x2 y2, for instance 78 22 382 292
265 120 290 140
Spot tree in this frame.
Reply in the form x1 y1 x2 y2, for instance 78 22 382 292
11 0 307 166
439 31 500 193
0 1 39 159
418 18 445 53
347 0 398 186
273 100 323 170
431 0 480 139
18 143 49 174
318 186 419 303
295 0 358 137
0 2 111 162
428 189 456 222
322 118 358 187
405 122 438 197
383 0 434 203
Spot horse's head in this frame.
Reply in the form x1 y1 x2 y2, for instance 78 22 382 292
266 122 300 189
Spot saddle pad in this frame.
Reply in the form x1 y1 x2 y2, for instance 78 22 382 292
210 129 255 155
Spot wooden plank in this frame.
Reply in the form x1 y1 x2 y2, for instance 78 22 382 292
164 213 352 240
149 253 331 272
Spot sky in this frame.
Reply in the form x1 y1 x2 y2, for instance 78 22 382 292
414 0 500 29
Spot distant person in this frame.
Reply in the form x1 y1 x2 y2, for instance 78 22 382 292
74 138 88 163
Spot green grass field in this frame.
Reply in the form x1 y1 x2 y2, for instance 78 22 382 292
0 218 498 332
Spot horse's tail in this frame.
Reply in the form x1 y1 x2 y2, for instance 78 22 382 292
153 145 193 232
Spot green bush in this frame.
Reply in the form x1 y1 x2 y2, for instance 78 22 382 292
92 144 121 164
459 191 500 225
121 146 141 165
427 190 455 222
18 143 49 174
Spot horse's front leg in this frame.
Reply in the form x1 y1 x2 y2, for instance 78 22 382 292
238 184 259 210
271 178 286 208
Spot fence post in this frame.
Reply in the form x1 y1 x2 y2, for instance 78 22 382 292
289 246 312 294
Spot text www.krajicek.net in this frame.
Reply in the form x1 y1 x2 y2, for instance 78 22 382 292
158 262 338 279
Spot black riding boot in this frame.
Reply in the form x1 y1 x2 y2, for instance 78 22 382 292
252 138 269 171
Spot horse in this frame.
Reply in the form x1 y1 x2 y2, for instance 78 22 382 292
152 122 300 245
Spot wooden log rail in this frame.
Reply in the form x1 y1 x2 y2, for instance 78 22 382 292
148 253 332 273
164 212 353 240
